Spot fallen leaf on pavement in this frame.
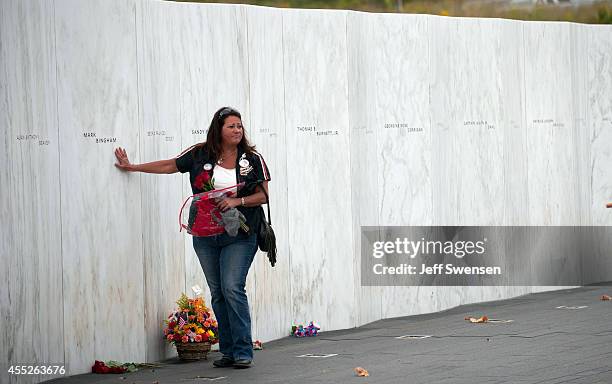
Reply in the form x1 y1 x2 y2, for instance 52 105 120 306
465 316 489 323
355 367 369 377
253 340 263 350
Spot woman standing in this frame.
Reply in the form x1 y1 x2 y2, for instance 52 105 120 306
114 106 270 369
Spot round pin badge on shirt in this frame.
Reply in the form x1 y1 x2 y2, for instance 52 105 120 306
203 163 213 171
239 159 249 168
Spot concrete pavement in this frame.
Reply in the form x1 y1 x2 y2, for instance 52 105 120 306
44 285 612 384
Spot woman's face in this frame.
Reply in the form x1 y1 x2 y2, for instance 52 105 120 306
220 115 243 147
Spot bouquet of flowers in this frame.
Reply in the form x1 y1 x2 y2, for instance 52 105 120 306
291 321 321 337
179 169 248 237
91 360 161 374
163 294 219 345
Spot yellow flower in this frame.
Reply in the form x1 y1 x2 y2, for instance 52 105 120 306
197 328 204 334
207 330 215 337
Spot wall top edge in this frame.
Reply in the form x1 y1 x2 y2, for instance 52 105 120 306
157 0 612 27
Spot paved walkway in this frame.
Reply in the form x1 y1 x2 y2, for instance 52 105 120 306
45 285 612 384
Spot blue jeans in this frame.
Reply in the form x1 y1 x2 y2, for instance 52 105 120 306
192 233 258 361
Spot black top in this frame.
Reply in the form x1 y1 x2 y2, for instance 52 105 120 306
175 145 271 237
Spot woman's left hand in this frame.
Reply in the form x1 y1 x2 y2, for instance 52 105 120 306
215 197 241 212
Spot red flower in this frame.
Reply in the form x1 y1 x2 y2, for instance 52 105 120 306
193 171 212 190
92 361 105 373
109 366 126 374
92 361 126 374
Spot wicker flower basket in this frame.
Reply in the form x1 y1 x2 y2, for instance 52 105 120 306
175 342 211 361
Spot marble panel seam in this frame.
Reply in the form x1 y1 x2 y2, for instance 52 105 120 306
279 10 295 323
51 0 68 368
520 22 531 225
133 1 149 350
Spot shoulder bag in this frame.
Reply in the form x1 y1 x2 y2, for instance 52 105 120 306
257 184 277 267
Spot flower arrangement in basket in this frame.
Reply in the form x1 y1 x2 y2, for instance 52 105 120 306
163 293 219 361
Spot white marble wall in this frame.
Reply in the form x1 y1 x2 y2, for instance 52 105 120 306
244 5 293 343
589 25 612 226
586 24 612 282
281 9 357 332
432 17 536 304
571 24 591 227
370 13 440 320
135 0 186 363
1 1 611 380
55 0 146 375
0 1 64 383
347 10 384 327
523 22 584 294
524 22 581 226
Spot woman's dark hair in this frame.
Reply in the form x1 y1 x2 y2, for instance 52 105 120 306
198 107 256 160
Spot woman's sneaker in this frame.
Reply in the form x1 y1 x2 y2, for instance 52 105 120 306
212 356 235 368
233 359 252 369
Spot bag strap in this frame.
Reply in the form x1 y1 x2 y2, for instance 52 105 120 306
178 195 194 232
257 184 271 226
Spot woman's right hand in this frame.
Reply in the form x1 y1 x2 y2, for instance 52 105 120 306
114 147 132 172
114 148 179 174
